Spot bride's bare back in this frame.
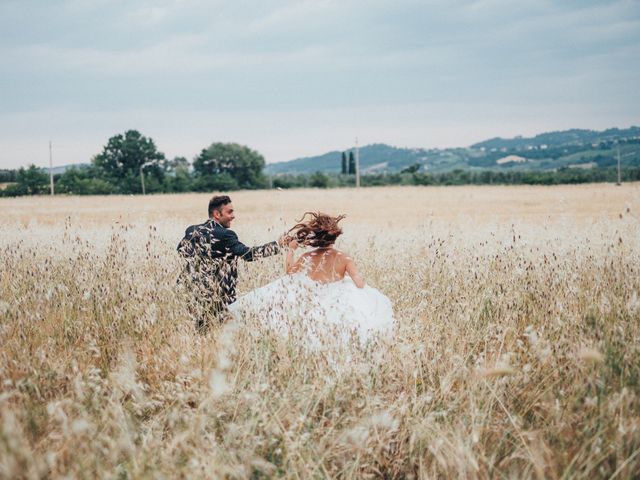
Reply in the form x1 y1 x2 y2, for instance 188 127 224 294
284 212 365 288
287 247 365 288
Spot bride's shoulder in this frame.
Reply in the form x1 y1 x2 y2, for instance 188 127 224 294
332 249 355 265
334 249 352 259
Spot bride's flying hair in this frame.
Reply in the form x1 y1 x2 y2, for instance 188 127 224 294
288 212 346 248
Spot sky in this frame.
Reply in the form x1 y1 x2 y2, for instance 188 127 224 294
1 0 639 169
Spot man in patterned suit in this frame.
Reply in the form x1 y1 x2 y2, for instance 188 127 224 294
177 195 284 331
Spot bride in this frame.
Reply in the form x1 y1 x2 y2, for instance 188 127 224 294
228 212 394 347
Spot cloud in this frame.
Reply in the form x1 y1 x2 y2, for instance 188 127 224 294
0 0 638 168
2 100 636 169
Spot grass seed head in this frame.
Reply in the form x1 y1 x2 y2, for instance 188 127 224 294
481 364 517 378
577 347 605 364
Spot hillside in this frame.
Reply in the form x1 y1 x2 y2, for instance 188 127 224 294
50 163 91 174
471 127 640 150
265 127 640 175
265 144 436 175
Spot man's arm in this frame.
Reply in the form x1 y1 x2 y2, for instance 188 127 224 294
222 229 280 261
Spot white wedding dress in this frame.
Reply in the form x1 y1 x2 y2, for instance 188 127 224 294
228 273 394 347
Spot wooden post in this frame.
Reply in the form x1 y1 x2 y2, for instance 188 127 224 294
355 137 360 188
616 144 621 186
140 165 146 195
49 141 54 195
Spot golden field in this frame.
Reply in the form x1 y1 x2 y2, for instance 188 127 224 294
1 184 640 479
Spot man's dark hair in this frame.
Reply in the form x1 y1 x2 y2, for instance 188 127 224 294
208 195 232 217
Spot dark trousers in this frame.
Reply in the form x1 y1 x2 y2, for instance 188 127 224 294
179 271 233 333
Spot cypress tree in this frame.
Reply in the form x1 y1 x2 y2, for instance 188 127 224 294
341 152 347 174
348 151 355 175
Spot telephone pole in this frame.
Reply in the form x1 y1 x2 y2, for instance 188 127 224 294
49 141 54 195
140 165 146 195
355 137 360 188
616 144 621 186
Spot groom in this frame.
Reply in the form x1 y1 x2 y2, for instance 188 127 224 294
177 194 284 330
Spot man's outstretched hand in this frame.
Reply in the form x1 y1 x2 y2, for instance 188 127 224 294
277 234 290 248
277 234 299 249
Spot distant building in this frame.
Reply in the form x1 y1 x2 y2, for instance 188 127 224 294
496 155 527 165
568 162 596 170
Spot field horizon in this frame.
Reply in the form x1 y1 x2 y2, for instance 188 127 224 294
2 182 638 225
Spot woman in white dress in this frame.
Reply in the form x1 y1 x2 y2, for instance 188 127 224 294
228 213 394 347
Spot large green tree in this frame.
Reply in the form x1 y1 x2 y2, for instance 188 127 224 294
193 142 266 190
93 130 166 193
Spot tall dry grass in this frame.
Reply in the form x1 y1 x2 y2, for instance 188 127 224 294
1 185 640 479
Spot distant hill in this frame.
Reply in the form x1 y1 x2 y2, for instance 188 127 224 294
471 127 640 150
265 126 640 175
265 144 435 175
50 163 90 174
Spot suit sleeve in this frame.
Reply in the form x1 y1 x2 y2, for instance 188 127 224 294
223 229 280 262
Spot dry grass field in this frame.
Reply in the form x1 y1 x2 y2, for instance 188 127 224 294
1 184 640 479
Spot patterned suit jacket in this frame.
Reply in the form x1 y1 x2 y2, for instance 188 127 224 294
177 219 279 305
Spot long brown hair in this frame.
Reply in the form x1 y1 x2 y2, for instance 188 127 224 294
287 212 346 248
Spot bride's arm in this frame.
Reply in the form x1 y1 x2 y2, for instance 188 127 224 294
345 256 366 288
285 239 302 274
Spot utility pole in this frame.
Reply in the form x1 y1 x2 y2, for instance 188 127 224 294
49 141 54 195
355 137 360 188
140 165 146 195
616 144 621 186
139 160 157 195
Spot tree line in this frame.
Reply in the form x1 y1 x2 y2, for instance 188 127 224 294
0 130 267 196
2 129 640 197
270 166 640 189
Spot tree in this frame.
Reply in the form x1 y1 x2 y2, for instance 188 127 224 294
401 163 421 174
192 172 239 192
309 171 329 188
348 151 355 175
9 165 49 195
93 130 166 193
165 156 190 175
56 166 116 195
0 169 17 183
193 142 266 189
163 156 192 192
341 152 347 174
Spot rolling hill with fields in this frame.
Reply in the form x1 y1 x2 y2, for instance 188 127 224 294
265 127 640 175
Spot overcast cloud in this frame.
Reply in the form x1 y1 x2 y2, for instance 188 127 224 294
1 0 638 168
